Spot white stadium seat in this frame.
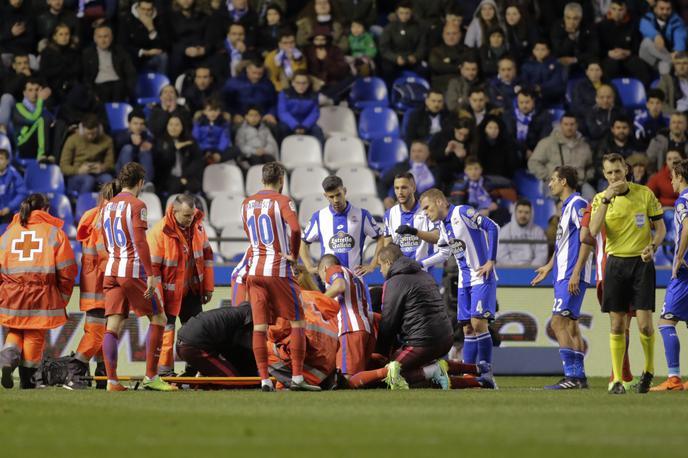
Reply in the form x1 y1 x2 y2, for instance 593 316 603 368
139 192 163 226
203 223 220 254
209 192 244 229
324 134 367 169
317 105 358 138
299 194 328 227
203 163 244 199
220 223 249 261
245 164 290 196
290 166 329 201
336 166 377 197
348 194 385 219
281 135 322 169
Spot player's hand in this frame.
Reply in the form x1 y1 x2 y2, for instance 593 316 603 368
145 276 158 299
641 244 655 263
531 265 551 286
568 274 580 295
202 291 213 304
672 259 688 279
284 254 297 265
395 224 418 236
476 260 495 280
604 180 626 200
355 263 376 276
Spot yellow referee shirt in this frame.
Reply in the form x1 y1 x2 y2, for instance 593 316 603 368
591 182 663 257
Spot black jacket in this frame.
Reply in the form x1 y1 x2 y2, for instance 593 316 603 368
377 257 453 355
550 22 599 65
154 136 204 193
502 108 553 154
404 107 452 145
82 45 137 96
118 8 170 66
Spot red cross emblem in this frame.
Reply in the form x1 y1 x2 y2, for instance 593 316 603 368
11 231 43 262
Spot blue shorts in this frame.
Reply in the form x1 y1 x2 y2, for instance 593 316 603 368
457 281 496 323
552 280 588 320
662 274 688 322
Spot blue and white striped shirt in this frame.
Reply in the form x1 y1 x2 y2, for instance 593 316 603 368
553 192 592 284
383 201 437 261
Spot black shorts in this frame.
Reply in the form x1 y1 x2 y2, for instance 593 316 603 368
602 255 656 313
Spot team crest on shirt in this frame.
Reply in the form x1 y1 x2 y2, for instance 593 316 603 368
140 208 147 222
398 233 421 253
329 231 355 253
578 207 585 218
466 208 476 217
447 238 466 258
556 225 563 241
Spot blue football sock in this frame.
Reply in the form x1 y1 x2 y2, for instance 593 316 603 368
659 325 681 377
573 351 586 379
476 331 493 364
559 348 576 378
463 336 478 364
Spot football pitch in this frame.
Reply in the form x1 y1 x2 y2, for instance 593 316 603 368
2 377 688 458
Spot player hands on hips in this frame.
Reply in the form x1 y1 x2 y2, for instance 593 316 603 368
531 166 593 390
418 188 499 371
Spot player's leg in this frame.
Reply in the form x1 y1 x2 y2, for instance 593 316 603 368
546 281 586 389
65 309 106 389
567 320 588 387
247 277 274 391
622 314 634 384
1 329 23 389
394 336 454 388
458 287 476 363
631 259 657 393
19 329 47 389
603 256 632 394
102 277 128 391
609 311 628 390
337 331 370 379
470 281 497 367
176 343 239 377
157 314 177 376
177 292 204 376
651 318 683 391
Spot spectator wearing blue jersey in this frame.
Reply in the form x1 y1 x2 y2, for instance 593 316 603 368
531 165 593 390
114 109 155 187
633 89 670 149
0 149 27 225
300 175 383 276
192 98 236 165
638 0 687 73
276 71 325 145
520 39 565 108
419 188 499 373
223 60 278 126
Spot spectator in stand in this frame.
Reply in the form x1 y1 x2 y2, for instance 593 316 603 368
334 0 377 29
504 3 537 65
638 0 687 74
36 0 80 51
1 54 33 108
256 3 283 56
147 84 192 138
451 156 509 225
487 56 521 111
223 60 277 125
305 26 353 104
475 114 518 179
520 39 565 108
429 117 474 191
276 71 324 144
634 89 670 149
550 2 599 77
497 199 548 267
460 85 496 126
206 0 259 52
59 114 115 194
431 4 464 48
581 84 623 150
597 0 652 86
252 0 287 26
464 0 504 49
413 0 454 40
627 152 649 185
445 56 481 113
479 27 512 79
192 98 236 165
0 0 35 65
648 150 683 206
378 140 438 206
347 19 377 76
594 114 639 184
119 0 169 75
379 1 428 82
528 112 595 199
210 23 253 82
0 148 28 225
82 23 137 103
570 60 612 119
647 112 688 172
502 89 553 166
169 0 209 78
658 51 688 113
154 114 204 194
39 23 83 104
235 105 279 168
114 109 155 187
11 79 56 163
404 90 451 146
429 24 466 92
264 28 307 92
182 66 221 116
297 0 348 51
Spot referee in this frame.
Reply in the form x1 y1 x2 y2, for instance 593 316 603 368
590 153 666 395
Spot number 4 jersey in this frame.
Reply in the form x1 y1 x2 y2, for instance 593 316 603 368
101 192 151 279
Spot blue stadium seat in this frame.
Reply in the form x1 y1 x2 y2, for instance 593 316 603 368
400 109 413 139
532 197 556 230
75 192 98 223
0 223 7 236
548 108 565 124
349 77 388 110
650 78 660 89
50 193 74 226
565 77 580 105
25 162 65 195
136 72 170 105
358 107 399 141
611 78 646 109
105 102 133 133
64 223 77 239
71 240 82 266
513 169 554 229
390 75 430 112
368 137 408 172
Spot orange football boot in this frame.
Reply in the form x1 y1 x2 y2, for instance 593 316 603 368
649 376 684 391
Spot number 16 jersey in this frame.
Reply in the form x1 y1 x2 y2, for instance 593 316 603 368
101 192 149 278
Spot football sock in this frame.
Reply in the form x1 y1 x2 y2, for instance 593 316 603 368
639 331 655 375
463 336 477 364
475 331 493 364
559 348 576 378
622 329 632 381
102 330 119 383
449 376 482 389
252 331 269 380
75 317 105 363
659 325 680 377
609 333 625 383
290 327 306 378
158 324 176 374
145 324 164 379
349 368 387 389
573 351 586 379
446 360 478 375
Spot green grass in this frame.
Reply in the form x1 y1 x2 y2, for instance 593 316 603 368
2 377 688 457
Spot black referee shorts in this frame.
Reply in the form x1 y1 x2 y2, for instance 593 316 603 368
602 255 656 313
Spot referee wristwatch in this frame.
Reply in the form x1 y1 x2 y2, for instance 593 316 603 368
601 197 612 205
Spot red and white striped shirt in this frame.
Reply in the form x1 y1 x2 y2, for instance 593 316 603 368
101 193 152 279
326 265 371 336
241 190 301 277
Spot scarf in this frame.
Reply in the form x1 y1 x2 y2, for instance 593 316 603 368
275 48 302 78
224 38 243 77
410 161 435 194
467 176 492 210
514 108 533 143
227 0 247 21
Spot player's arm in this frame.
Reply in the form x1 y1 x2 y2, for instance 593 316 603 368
416 228 440 244
475 211 499 279
673 214 688 278
299 213 319 273
325 277 346 299
355 212 385 276
377 279 405 356
420 230 450 269
643 217 666 262
531 254 554 286
282 198 302 262
568 243 592 295
133 205 157 297
589 194 608 237
146 226 164 279
201 227 214 303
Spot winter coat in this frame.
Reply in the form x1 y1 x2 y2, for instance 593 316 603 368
488 75 521 110
639 11 687 52
348 32 377 58
404 107 452 145
550 21 599 65
296 17 348 52
445 76 480 112
147 104 192 139
119 2 170 66
223 72 277 117
634 109 669 148
475 116 519 178
81 44 137 97
502 108 553 158
581 105 624 147
263 48 308 92
519 57 565 105
646 133 688 173
597 15 641 54
497 211 548 267
154 137 205 193
39 43 83 98
429 43 467 91
0 165 28 214
277 88 319 130
334 0 377 28
464 0 504 48
59 131 115 176
379 18 428 62
76 206 107 312
647 165 678 207
305 44 351 85
657 74 687 113
192 115 232 154
235 121 278 157
528 128 594 184
0 2 35 55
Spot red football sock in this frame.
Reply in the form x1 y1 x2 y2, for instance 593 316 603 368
102 330 119 382
622 329 633 381
252 331 269 380
145 324 164 379
450 376 482 389
349 368 388 389
446 360 478 375
290 327 306 378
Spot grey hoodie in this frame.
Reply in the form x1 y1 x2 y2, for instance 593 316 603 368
528 127 594 184
235 121 279 157
497 210 548 267
464 0 504 48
